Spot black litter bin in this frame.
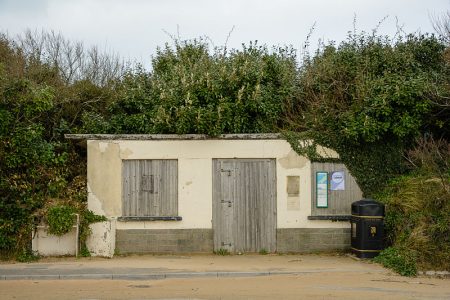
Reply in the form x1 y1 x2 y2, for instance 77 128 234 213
351 199 385 258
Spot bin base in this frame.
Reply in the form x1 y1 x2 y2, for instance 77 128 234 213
351 247 381 258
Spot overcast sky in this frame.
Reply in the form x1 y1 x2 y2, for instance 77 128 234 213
0 0 448 68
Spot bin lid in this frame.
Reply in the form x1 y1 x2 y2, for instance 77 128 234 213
351 199 384 216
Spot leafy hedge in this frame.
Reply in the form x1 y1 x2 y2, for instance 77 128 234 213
286 33 448 196
375 137 450 273
0 35 111 258
83 40 297 135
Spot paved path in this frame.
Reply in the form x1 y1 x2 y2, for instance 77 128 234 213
1 254 449 299
0 253 383 280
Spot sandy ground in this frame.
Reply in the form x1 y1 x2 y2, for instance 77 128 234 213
1 254 449 299
1 274 448 300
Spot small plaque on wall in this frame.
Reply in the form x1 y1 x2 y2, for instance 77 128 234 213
316 172 328 208
330 171 345 191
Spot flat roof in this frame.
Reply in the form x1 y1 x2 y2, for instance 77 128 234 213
64 133 283 141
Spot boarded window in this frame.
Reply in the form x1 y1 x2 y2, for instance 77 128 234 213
287 176 300 211
122 159 178 217
311 162 362 216
287 176 300 196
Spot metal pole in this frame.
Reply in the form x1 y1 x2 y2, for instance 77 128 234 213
73 214 80 257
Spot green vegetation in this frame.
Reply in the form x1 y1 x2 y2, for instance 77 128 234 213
214 248 231 256
374 246 418 276
285 32 448 197
0 23 448 275
375 137 449 273
46 205 77 236
84 40 297 135
0 33 114 259
259 248 268 255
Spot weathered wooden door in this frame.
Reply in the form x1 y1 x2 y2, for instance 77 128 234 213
213 159 276 253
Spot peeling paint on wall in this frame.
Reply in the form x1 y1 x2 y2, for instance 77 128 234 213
279 150 308 169
86 220 116 258
87 141 122 217
87 185 106 216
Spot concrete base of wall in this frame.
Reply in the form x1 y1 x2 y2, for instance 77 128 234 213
276 228 351 253
115 228 350 254
32 227 77 256
116 229 213 254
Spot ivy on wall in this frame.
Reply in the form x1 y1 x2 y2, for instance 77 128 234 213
285 33 448 197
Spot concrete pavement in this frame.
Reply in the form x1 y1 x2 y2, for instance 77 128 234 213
0 253 384 280
1 254 449 299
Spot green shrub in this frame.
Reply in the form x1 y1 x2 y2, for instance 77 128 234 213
214 248 230 256
79 245 91 257
85 39 297 136
46 205 77 236
286 33 448 197
259 248 268 255
375 137 450 272
374 247 417 277
16 248 39 263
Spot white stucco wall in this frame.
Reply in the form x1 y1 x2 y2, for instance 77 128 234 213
32 227 77 256
87 138 349 232
86 220 115 258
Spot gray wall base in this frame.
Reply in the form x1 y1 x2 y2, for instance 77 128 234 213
116 229 213 254
277 228 351 253
116 228 350 254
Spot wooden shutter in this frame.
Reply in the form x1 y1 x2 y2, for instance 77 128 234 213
122 159 178 217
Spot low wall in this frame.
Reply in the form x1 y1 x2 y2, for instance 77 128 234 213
32 227 77 256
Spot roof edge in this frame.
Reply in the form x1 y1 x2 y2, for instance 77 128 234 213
64 133 283 141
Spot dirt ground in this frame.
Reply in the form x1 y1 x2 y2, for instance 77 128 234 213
1 274 449 300
1 254 449 299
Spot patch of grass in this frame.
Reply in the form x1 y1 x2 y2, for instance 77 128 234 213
78 245 91 257
374 247 417 277
259 248 268 255
16 248 39 263
214 248 230 256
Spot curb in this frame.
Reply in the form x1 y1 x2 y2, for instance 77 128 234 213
418 271 450 278
1 271 306 281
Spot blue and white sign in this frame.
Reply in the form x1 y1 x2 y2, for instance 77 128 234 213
330 171 345 191
316 172 328 207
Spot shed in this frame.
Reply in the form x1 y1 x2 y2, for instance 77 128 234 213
66 134 363 257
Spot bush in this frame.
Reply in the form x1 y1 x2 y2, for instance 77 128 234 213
374 247 417 277
46 205 77 236
85 39 298 135
376 137 450 272
214 248 230 256
287 32 448 197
